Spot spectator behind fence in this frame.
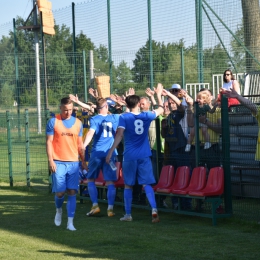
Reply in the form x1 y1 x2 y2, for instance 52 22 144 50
46 97 86 231
217 69 241 107
106 83 164 223
168 84 189 139
185 90 218 152
224 88 260 161
184 91 222 170
161 88 191 209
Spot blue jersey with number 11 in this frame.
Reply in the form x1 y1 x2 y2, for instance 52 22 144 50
119 111 156 161
90 114 119 157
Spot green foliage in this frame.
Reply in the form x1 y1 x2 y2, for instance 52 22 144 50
0 82 15 108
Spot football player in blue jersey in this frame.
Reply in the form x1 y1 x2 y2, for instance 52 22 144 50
106 84 164 223
83 97 120 217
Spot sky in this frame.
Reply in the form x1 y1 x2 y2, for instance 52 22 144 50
0 0 75 25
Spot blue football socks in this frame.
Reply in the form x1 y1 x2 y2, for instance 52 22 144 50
107 184 116 207
66 194 76 218
88 181 98 204
55 195 64 209
124 188 133 215
144 185 157 209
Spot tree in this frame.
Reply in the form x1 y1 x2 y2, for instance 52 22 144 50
241 0 260 71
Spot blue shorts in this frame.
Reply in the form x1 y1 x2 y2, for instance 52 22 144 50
122 157 155 186
87 156 117 181
52 161 79 193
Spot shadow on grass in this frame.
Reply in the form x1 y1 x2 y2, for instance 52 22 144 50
1 184 260 260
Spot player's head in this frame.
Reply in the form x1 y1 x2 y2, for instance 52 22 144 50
96 98 108 111
168 97 178 112
125 95 140 109
223 69 234 83
139 96 150 111
196 91 210 105
163 100 170 116
60 97 73 119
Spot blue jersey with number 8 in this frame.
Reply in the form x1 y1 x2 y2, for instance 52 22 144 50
118 111 156 161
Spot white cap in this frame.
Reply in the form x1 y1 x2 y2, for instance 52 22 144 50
169 84 181 90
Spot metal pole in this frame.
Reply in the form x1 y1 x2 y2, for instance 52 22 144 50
147 0 154 89
40 11 48 111
181 47 185 89
195 0 203 85
25 109 31 187
72 2 77 94
33 0 42 134
13 18 21 140
107 0 113 93
6 111 13 187
221 95 232 214
89 50 94 89
83 50 88 102
194 102 200 167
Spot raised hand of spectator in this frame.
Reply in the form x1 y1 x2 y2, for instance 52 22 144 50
154 83 163 96
125 87 135 97
183 91 194 106
69 94 79 103
145 88 155 97
89 88 99 99
110 94 126 106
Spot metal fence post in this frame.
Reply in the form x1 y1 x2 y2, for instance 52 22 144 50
221 95 233 214
6 111 13 187
194 102 200 167
72 2 77 94
13 18 21 140
181 47 185 89
25 109 31 187
107 0 113 93
147 0 154 89
83 50 88 102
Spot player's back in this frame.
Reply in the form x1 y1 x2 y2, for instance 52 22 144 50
120 111 156 161
90 114 119 157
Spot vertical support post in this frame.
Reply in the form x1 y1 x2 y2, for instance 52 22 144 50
72 2 77 94
194 102 200 167
155 117 162 181
107 0 113 93
221 95 232 214
195 0 203 85
25 109 31 187
83 50 88 102
89 50 94 89
33 0 42 134
40 11 48 112
147 0 154 89
181 47 185 89
13 18 21 140
45 109 52 192
6 111 13 187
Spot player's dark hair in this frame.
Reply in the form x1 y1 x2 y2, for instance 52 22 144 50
60 97 72 105
125 95 140 109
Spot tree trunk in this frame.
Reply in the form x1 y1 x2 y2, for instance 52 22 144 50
241 0 260 72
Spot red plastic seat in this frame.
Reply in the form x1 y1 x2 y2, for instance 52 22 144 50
152 165 174 191
114 168 125 188
157 166 190 194
188 167 224 197
95 170 105 186
172 167 206 195
115 161 122 181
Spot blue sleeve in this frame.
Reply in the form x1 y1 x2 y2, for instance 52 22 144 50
118 114 126 128
148 111 157 120
79 122 83 137
89 117 97 132
46 117 55 135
